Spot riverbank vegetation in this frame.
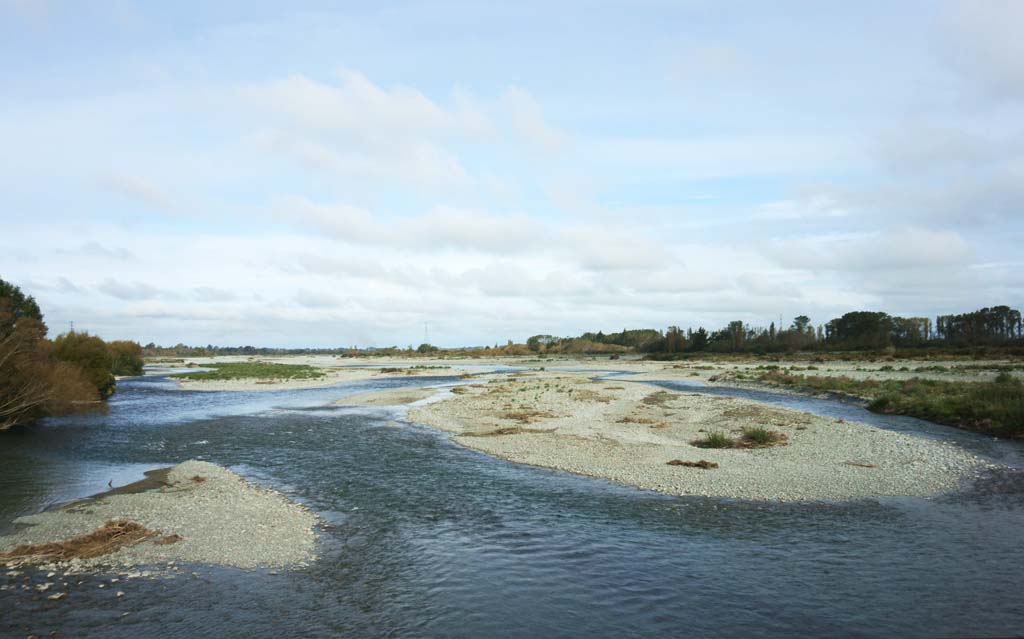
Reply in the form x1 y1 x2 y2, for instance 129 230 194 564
172 361 324 381
0 278 144 430
755 370 1024 438
691 426 788 449
137 304 1023 362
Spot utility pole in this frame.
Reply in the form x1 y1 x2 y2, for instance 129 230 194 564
424 322 429 345
69 320 74 333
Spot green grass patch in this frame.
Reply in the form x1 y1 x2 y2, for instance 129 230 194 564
740 426 787 446
172 362 325 381
758 370 1024 438
691 430 736 448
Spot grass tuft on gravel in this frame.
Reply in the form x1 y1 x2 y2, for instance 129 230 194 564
692 430 736 448
740 426 787 447
692 427 787 449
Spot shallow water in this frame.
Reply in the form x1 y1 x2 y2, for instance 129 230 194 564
2 372 1024 638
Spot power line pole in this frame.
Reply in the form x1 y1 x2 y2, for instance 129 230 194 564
424 322 429 345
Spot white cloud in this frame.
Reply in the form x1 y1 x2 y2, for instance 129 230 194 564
273 197 376 242
257 70 486 137
765 228 972 272
98 173 174 212
501 86 569 151
941 0 1024 100
667 43 752 85
755 194 850 220
587 134 863 180
97 279 163 301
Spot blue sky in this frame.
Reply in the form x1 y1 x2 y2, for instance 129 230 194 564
1 1 1022 347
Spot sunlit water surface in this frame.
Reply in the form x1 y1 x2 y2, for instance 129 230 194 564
2 371 1023 638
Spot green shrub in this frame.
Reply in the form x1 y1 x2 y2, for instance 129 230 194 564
692 430 735 448
108 340 144 376
741 426 786 446
762 371 1024 438
51 331 115 397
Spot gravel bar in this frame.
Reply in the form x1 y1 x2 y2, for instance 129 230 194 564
409 372 997 502
0 461 319 570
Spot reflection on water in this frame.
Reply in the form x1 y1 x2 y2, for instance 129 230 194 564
2 372 1024 638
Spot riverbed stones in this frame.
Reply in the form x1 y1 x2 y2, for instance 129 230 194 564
0 461 319 570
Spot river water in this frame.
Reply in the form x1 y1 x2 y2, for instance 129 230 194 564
2 371 1023 638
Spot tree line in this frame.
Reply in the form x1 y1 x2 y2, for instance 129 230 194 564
527 305 1024 356
1 278 144 430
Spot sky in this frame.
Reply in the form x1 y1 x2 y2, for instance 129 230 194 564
1 1 1022 348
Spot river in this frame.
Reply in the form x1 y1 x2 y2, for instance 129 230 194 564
2 371 1023 638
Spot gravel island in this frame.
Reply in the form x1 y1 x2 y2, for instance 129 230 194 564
0 461 318 571
408 372 993 501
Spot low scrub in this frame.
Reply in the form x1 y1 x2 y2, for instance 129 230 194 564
692 427 787 449
760 371 1024 438
691 430 736 448
173 361 324 381
740 426 787 446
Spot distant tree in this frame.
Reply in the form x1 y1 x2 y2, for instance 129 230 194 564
688 327 709 351
824 312 894 350
936 306 1023 344
791 316 811 334
726 320 747 350
416 343 440 354
526 335 556 352
664 326 687 353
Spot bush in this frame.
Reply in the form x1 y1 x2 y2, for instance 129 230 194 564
0 315 96 429
764 371 1024 438
692 431 735 448
42 361 100 414
741 426 786 446
108 340 144 376
51 331 115 397
1 279 129 430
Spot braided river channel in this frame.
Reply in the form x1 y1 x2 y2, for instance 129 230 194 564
2 370 1023 638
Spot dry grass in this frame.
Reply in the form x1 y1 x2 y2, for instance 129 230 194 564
843 460 878 469
571 389 614 403
616 415 658 424
691 427 788 449
615 415 670 429
666 459 719 469
0 520 171 564
153 533 183 545
461 426 556 437
641 390 678 407
501 409 556 423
